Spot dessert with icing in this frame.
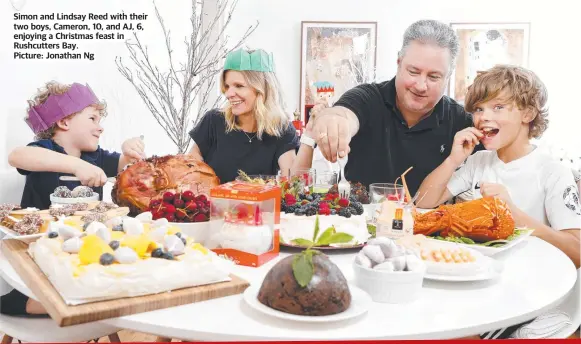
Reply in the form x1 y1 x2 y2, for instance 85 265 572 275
280 190 370 247
28 214 233 302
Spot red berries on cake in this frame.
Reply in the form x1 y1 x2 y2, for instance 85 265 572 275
281 191 364 218
147 190 210 223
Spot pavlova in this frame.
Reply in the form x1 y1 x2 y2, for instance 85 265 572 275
28 212 233 304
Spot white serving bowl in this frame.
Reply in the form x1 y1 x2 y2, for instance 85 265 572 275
352 260 426 304
169 221 211 244
50 193 99 205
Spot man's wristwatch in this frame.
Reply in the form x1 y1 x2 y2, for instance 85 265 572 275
300 134 316 148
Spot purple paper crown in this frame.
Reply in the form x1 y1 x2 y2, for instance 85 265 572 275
26 83 99 134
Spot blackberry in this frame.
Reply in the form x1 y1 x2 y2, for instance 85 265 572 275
109 240 120 250
306 194 314 202
175 232 182 238
294 208 305 216
349 207 358 215
305 208 317 216
330 209 337 215
99 253 115 265
181 237 187 246
338 208 351 218
349 195 358 203
151 248 164 258
285 205 297 213
163 252 175 260
48 231 58 239
351 202 364 215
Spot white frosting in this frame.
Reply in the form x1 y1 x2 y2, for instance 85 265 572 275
123 217 144 236
29 236 234 304
207 222 273 255
280 213 370 245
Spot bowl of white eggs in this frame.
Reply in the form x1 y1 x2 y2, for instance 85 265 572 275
353 236 426 304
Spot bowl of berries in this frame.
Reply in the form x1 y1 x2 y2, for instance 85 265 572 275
147 190 211 244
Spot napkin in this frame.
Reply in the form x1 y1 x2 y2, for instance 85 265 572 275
510 309 573 339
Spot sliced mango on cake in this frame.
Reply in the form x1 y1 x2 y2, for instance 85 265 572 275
191 243 208 255
111 231 125 241
79 235 114 265
121 234 151 257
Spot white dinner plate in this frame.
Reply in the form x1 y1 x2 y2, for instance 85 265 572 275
243 283 371 323
426 229 534 256
423 258 504 282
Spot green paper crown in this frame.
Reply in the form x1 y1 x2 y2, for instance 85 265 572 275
224 48 275 72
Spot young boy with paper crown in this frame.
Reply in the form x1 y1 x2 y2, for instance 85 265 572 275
1 81 144 316
417 65 580 339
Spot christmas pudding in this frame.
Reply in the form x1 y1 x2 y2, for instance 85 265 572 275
257 249 351 316
28 214 233 303
111 155 220 216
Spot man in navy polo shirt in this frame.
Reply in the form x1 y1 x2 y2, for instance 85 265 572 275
310 19 480 196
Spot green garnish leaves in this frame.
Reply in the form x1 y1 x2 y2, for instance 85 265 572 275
292 251 314 288
291 238 315 247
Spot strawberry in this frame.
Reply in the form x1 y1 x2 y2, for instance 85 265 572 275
284 193 297 206
338 198 350 208
387 194 400 201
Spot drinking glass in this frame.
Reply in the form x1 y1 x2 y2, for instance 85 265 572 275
312 171 338 194
368 183 406 223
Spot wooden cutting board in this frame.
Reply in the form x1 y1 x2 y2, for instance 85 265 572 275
1 239 250 327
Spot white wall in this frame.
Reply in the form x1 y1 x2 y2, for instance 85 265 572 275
225 0 581 156
0 0 580 202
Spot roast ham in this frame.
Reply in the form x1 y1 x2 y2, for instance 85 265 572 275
111 155 220 216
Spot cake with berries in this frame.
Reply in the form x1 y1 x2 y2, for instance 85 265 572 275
28 214 233 303
279 191 371 247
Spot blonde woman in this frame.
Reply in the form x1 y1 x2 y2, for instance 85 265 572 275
189 48 300 182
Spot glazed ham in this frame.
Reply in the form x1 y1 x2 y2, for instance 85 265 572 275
112 155 220 215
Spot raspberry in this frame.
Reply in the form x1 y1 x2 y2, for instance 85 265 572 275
319 202 330 209
285 193 297 206
338 198 350 208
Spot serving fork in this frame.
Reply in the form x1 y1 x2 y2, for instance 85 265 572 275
337 156 350 199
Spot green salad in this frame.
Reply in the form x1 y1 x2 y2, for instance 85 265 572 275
430 229 532 248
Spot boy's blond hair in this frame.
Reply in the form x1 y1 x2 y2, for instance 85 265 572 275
465 65 549 139
25 81 107 140
220 70 289 140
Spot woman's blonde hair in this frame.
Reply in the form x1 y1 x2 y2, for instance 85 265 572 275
220 70 289 139
465 65 549 139
26 81 107 140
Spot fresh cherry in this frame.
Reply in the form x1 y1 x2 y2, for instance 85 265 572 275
164 204 176 213
173 193 182 203
175 209 188 219
163 192 175 203
165 214 176 222
149 199 162 208
174 199 185 208
185 201 198 211
182 190 195 202
196 194 208 203
193 213 207 222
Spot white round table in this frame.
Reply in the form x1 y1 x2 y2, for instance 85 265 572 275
1 237 577 340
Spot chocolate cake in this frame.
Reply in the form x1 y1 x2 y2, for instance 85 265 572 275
257 253 351 316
